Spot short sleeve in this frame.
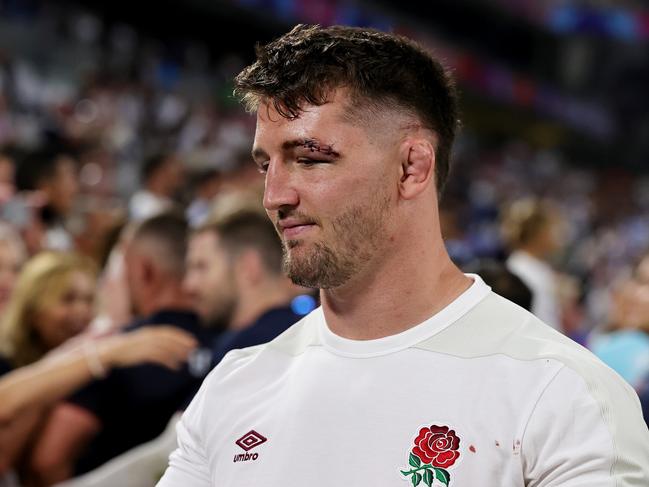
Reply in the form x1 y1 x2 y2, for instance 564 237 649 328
156 378 212 486
521 365 649 486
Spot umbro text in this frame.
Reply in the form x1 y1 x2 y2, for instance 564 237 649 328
233 452 259 462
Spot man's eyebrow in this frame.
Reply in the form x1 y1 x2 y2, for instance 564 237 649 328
288 138 340 157
252 138 341 161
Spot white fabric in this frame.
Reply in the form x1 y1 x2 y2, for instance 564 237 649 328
507 250 561 330
128 190 173 222
55 413 181 487
158 276 649 487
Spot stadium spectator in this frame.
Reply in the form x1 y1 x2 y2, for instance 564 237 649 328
462 259 532 310
590 276 649 390
0 149 14 203
0 251 96 372
0 251 96 477
0 223 25 318
14 147 80 251
502 198 564 330
185 168 221 228
26 212 218 485
184 204 304 367
129 153 185 221
52 202 307 487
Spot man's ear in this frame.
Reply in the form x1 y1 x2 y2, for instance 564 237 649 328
398 138 436 200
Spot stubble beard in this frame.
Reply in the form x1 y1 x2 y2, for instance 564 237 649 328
281 194 390 289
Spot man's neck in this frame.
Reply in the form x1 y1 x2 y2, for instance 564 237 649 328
137 285 193 317
320 237 471 341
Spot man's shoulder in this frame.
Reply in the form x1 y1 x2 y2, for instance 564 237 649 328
420 292 633 391
204 310 320 382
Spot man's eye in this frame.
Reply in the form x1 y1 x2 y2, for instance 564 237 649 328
297 158 327 166
257 162 269 174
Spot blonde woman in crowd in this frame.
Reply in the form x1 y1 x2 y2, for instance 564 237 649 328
0 251 198 485
501 198 564 331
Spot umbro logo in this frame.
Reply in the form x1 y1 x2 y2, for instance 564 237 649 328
233 430 267 463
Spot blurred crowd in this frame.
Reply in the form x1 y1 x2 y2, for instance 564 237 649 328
1 2 649 486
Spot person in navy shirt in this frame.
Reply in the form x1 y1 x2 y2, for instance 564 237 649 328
183 203 312 372
29 212 220 484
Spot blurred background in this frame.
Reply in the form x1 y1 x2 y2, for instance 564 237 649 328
1 0 649 484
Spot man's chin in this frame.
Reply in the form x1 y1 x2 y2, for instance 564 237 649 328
285 238 303 249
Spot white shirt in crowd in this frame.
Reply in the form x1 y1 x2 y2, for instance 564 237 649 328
158 276 649 487
507 250 562 330
128 190 173 222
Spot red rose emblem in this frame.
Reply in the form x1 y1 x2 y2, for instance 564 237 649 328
412 425 460 468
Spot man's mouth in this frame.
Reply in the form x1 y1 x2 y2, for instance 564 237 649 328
278 219 316 239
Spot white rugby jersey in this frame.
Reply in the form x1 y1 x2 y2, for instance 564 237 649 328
158 276 649 486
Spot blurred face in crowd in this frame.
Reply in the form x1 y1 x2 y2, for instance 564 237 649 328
0 154 14 186
637 255 649 285
0 240 25 314
252 90 394 289
159 156 186 198
536 214 564 258
32 269 95 350
184 230 236 325
611 279 649 331
40 156 80 216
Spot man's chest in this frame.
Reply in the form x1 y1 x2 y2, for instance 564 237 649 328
202 352 554 486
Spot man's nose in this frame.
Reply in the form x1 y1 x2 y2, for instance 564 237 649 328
263 160 299 211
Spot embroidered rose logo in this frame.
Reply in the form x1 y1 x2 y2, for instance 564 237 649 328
400 425 461 486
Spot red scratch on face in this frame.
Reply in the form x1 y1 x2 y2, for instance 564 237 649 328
469 445 476 453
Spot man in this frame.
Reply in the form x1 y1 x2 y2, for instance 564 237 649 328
159 25 649 486
29 213 217 485
43 206 306 487
184 204 305 368
14 145 80 251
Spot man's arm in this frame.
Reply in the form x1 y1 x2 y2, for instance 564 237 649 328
0 406 47 474
28 403 101 486
156 382 211 486
522 365 649 486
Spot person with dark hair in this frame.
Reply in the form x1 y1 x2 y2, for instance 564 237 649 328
463 259 533 311
129 153 185 221
0 148 15 203
27 213 219 485
184 203 304 367
14 146 80 251
159 25 649 486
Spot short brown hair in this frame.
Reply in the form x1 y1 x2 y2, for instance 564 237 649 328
131 212 188 278
198 209 282 275
234 24 459 196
